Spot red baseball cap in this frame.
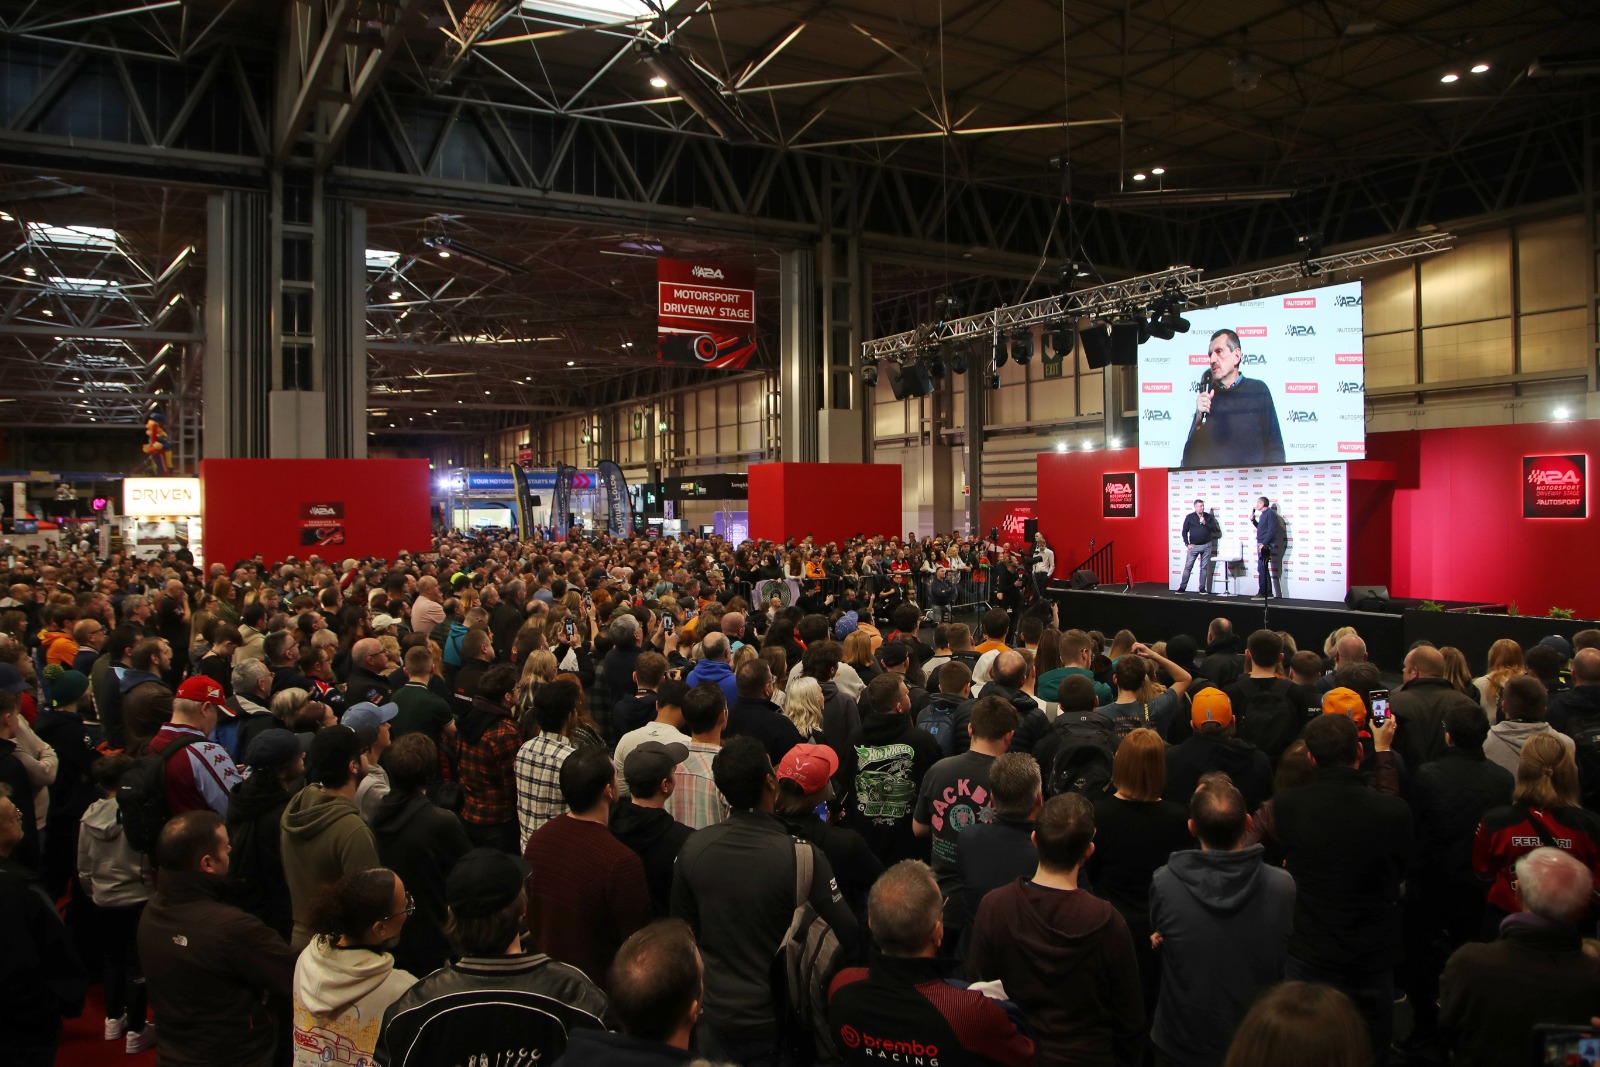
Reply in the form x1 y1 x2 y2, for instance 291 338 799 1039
776 743 839 796
175 675 230 714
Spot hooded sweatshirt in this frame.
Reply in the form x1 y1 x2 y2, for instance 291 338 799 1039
371 789 473 978
76 794 152 908
1148 845 1295 1067
843 709 942 864
609 798 693 917
291 938 417 1067
280 786 380 951
1483 718 1574 778
968 880 1145 1066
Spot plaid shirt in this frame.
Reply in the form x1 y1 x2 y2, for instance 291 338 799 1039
665 740 730 830
456 714 522 828
515 733 574 849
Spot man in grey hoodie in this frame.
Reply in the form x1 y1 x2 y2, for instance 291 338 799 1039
1148 773 1295 1067
1484 675 1574 777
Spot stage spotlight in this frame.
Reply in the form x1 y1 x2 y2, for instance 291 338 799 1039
993 337 1010 368
1165 309 1191 334
1554 406 1571 420
926 344 949 380
950 341 974 375
1050 323 1076 357
1148 313 1175 342
1011 330 1034 365
863 361 879 387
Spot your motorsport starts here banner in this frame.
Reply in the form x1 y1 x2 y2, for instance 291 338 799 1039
657 258 757 369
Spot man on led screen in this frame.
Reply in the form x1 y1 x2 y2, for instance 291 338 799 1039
1181 329 1285 468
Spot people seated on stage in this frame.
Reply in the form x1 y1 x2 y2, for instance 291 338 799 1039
14 529 1600 1067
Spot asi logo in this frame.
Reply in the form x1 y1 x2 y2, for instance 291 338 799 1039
1335 294 1363 308
1287 411 1319 423
1528 468 1582 487
1337 381 1364 393
1143 410 1173 421
690 265 725 280
1284 325 1317 337
1242 353 1267 365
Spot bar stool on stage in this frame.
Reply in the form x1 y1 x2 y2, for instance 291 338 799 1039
1212 555 1246 596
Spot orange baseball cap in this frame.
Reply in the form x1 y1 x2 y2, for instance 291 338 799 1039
1322 687 1367 723
1190 688 1234 729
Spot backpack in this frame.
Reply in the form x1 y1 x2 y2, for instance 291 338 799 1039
772 841 845 1062
1570 711 1600 811
918 701 958 757
1046 713 1118 800
117 734 204 854
1231 679 1300 763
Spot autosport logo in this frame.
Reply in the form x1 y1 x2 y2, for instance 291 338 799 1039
1188 354 1210 365
1287 354 1318 363
1237 326 1268 338
1143 410 1173 421
1335 294 1363 307
1238 300 1266 308
1141 382 1173 393
1285 383 1319 394
1338 442 1364 453
1335 353 1364 365
690 265 725 280
1284 297 1317 308
1338 381 1364 393
1285 325 1317 337
1287 411 1319 422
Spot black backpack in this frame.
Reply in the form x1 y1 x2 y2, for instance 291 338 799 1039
117 734 204 854
772 841 845 1062
917 701 959 757
1231 679 1300 763
1569 711 1600 811
1046 713 1118 800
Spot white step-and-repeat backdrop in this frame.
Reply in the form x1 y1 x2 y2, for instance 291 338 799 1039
1167 463 1349 601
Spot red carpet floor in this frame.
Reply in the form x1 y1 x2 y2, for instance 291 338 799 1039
57 985 157 1067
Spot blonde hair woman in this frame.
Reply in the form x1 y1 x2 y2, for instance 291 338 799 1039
1474 638 1525 721
514 649 559 732
1473 733 1590 931
783 676 825 742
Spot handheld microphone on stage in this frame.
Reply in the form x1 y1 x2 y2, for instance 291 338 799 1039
1198 369 1214 424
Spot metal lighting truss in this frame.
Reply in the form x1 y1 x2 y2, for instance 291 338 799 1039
861 234 1457 363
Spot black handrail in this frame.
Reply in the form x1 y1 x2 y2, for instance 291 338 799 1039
1071 541 1116 587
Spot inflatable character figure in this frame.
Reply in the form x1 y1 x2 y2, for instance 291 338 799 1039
143 413 171 475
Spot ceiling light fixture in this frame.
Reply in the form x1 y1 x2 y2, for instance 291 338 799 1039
566 360 576 367
636 41 759 145
649 75 669 88
1471 63 1491 73
388 289 402 300
1151 167 1166 175
1554 406 1572 420
1133 172 1147 182
1440 72 1460 83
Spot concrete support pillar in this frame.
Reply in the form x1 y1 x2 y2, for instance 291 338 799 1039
779 247 818 462
203 190 272 458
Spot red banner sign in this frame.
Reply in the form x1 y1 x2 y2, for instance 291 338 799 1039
977 499 1036 549
299 501 345 547
1524 455 1587 519
656 258 757 369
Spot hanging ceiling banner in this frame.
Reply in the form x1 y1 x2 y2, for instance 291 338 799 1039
657 258 757 369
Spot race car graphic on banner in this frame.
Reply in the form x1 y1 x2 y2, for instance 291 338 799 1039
657 258 757 369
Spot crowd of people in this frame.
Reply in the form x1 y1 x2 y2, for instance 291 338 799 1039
0 529 1597 1067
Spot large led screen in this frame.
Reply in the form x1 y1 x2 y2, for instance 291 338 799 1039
1137 280 1364 470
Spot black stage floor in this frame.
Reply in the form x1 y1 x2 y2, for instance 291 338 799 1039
1048 582 1405 670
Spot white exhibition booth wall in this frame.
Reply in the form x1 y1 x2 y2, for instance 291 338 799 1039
1166 463 1349 601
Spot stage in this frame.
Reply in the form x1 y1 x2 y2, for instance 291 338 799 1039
1046 583 1594 674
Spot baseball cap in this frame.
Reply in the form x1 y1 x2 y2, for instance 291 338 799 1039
447 848 531 918
47 669 90 708
175 675 230 714
833 611 860 640
343 701 398 733
878 642 910 668
777 743 839 796
305 725 364 784
1539 634 1574 659
1190 687 1234 729
1322 687 1368 723
371 614 399 631
0 664 28 694
623 740 689 791
244 727 314 769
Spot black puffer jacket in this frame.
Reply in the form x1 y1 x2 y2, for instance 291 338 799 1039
1393 677 1481 769
1409 747 1513 882
951 683 1049 756
224 770 295 940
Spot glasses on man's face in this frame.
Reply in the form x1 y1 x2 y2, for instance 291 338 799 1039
385 892 417 920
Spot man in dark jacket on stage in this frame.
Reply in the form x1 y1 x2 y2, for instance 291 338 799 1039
1251 497 1287 599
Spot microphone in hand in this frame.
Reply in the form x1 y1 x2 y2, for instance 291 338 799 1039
1197 369 1215 423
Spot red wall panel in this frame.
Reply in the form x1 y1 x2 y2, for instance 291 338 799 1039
747 462 901 545
1369 421 1600 616
199 459 433 568
1035 449 1168 582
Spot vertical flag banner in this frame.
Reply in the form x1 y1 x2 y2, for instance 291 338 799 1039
657 258 757 368
512 464 533 536
597 460 632 537
552 464 575 539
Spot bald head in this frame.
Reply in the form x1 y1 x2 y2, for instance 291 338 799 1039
1573 647 1600 686
351 637 384 664
702 631 730 661
1335 634 1367 665
1405 645 1445 678
992 649 1027 688
721 612 746 640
